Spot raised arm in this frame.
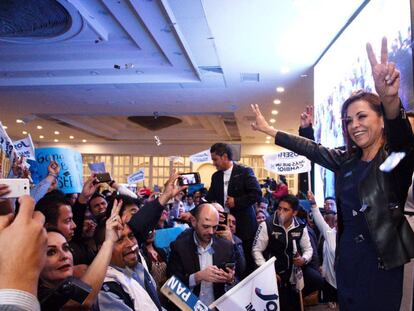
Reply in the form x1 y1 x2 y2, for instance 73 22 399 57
250 104 345 172
81 198 123 306
366 37 400 119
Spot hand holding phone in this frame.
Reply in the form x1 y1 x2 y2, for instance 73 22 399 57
0 179 30 198
94 172 112 184
217 262 236 271
178 172 201 186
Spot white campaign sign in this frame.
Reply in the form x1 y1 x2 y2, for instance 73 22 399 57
0 122 16 160
189 149 211 163
13 134 36 160
264 150 311 174
127 168 145 184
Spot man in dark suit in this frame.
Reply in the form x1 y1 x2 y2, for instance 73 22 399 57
168 203 236 306
206 143 262 274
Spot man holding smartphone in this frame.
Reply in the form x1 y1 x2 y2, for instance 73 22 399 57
206 143 261 275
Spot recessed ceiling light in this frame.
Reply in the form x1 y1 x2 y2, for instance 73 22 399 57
69 136 74 139
82 139 87 143
54 131 60 135
3 125 7 129
271 110 279 115
54 139 59 142
281 66 290 74
273 99 281 105
266 136 271 139
16 119 23 123
269 119 276 123
266 140 271 144
37 125 43 129
22 131 28 135
276 87 285 93
39 135 44 139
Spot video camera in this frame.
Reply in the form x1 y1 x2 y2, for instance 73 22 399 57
260 177 276 190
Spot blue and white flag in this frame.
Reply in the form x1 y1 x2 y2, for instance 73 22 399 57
210 257 279 311
189 149 211 163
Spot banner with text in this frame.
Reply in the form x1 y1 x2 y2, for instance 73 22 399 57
210 257 279 311
13 134 35 161
127 168 145 184
189 149 211 163
263 150 311 174
161 275 211 311
29 147 83 194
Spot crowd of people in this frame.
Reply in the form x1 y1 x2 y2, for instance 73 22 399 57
0 37 413 311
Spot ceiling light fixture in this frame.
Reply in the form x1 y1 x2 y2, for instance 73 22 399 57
69 136 74 139
16 119 24 123
39 135 44 139
37 125 43 129
3 125 7 129
266 136 271 139
82 139 87 143
269 119 276 123
54 131 60 135
266 141 270 144
54 139 59 142
271 110 279 115
276 87 285 93
22 131 27 135
273 99 281 105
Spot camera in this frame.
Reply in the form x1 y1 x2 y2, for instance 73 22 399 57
260 177 276 190
40 277 92 310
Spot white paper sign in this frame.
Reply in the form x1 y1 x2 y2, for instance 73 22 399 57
168 156 184 163
13 134 36 160
0 122 16 160
263 150 311 174
127 168 145 184
189 149 211 163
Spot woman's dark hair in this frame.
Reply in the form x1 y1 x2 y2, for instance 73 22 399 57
45 226 67 238
35 192 71 227
340 90 382 153
279 175 287 185
210 143 233 161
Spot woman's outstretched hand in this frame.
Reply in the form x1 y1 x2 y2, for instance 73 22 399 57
250 104 278 137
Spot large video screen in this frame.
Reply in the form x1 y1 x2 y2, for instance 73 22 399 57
313 0 413 205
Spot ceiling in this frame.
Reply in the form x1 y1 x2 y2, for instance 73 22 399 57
0 0 365 148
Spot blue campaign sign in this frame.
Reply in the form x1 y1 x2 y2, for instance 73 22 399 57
161 276 211 311
29 147 83 194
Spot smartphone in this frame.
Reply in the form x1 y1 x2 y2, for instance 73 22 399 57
153 184 160 193
178 172 201 186
0 178 30 198
95 172 112 183
218 262 236 271
217 211 228 231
